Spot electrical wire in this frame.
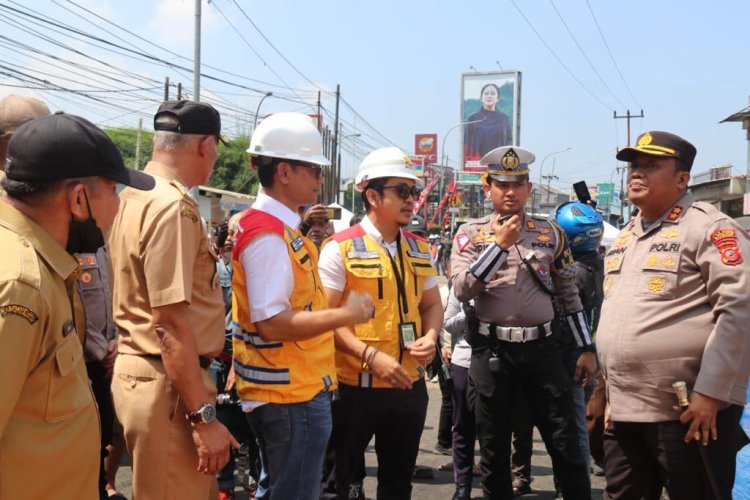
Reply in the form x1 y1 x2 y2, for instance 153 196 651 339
585 0 642 109
547 0 626 108
507 0 615 111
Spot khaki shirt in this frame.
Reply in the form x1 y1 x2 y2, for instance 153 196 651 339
108 161 224 357
451 213 583 326
598 193 750 422
0 201 99 499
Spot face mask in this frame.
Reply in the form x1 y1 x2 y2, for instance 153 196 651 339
66 189 105 254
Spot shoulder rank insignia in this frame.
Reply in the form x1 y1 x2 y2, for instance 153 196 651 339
180 209 198 222
711 228 743 266
666 206 684 222
0 304 39 324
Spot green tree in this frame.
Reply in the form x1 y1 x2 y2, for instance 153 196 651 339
105 127 258 195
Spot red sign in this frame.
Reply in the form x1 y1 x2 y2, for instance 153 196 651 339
414 134 438 164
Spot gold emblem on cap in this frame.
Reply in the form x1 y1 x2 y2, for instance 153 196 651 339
647 275 666 293
638 132 653 147
501 149 520 170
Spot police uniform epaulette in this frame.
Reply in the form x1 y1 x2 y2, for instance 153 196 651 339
691 201 730 222
1 232 42 289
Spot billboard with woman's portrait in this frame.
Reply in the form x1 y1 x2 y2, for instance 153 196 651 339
461 71 521 172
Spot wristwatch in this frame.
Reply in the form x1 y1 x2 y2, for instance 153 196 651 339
186 403 217 424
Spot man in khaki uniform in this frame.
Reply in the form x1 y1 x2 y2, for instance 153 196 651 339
451 146 596 500
109 100 239 499
598 131 750 500
0 113 153 499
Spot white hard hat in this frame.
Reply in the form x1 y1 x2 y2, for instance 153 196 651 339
247 112 330 165
354 147 423 191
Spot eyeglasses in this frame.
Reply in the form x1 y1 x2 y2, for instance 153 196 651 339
291 162 323 179
381 183 421 200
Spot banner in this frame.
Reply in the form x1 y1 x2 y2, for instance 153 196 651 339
414 133 438 164
408 156 425 177
461 71 521 172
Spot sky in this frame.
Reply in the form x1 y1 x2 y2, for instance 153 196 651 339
2 0 749 195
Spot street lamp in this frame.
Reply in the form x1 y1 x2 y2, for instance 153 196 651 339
437 119 484 226
252 91 273 136
534 147 571 215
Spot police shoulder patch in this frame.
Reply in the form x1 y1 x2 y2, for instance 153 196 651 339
455 232 471 253
0 304 39 324
711 228 743 266
180 209 198 222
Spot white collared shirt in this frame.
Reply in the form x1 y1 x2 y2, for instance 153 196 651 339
318 215 438 292
240 191 301 323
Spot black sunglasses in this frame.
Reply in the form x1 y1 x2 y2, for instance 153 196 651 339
291 162 323 179
381 183 421 200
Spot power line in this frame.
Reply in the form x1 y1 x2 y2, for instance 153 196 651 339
507 0 615 111
210 0 314 110
547 0 626 108
228 0 326 93
585 0 642 109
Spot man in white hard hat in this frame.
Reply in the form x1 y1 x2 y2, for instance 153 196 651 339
232 112 374 500
318 147 444 499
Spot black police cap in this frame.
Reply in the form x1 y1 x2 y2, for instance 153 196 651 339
616 131 697 170
5 112 155 190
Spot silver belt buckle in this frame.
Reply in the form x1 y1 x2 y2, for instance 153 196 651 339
510 327 524 342
478 322 490 336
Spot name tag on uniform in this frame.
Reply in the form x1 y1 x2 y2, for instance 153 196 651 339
347 250 379 259
399 322 417 349
407 250 431 260
291 237 304 252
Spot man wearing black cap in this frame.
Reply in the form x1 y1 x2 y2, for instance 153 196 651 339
598 131 750 499
0 112 153 499
108 100 239 499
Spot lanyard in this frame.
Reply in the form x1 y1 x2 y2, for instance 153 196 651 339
385 235 409 322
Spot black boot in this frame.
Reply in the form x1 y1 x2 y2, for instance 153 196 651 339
452 483 471 500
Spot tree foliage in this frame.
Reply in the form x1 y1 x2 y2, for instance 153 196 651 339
104 127 258 195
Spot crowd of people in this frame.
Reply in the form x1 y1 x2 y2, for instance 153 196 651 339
0 94 748 500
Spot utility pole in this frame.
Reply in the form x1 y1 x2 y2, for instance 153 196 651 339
134 118 143 169
614 109 644 222
316 91 321 131
613 109 644 146
193 0 201 101
177 83 182 100
164 77 169 101
542 173 558 207
331 84 341 205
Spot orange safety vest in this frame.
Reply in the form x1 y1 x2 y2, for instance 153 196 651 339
329 224 436 388
231 209 336 404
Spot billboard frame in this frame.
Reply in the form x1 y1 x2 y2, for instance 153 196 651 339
460 70 522 171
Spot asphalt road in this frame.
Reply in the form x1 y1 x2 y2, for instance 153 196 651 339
114 380 606 499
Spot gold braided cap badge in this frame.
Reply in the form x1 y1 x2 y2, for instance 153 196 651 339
501 149 521 170
637 132 653 147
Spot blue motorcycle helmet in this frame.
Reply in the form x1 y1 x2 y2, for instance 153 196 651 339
553 201 604 254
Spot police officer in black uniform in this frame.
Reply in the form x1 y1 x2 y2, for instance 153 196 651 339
450 146 596 499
